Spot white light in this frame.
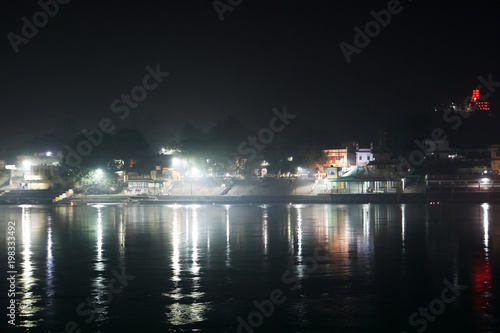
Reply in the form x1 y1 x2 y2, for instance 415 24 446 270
95 169 103 178
22 160 32 169
46 151 52 157
191 167 201 177
481 178 490 183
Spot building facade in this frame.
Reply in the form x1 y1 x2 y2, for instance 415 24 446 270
356 148 374 167
491 144 500 174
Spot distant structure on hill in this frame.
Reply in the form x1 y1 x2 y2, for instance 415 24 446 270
468 89 490 111
435 89 490 113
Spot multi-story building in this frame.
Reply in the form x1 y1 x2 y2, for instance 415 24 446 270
16 151 63 189
323 148 349 169
323 143 374 171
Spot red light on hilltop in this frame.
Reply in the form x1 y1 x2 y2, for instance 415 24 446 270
469 90 490 111
472 89 480 99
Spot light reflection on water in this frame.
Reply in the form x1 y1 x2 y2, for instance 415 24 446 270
0 203 498 332
19 205 43 327
473 203 493 324
164 206 211 326
90 207 109 325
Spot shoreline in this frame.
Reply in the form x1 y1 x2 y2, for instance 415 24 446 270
2 192 500 205
69 192 500 204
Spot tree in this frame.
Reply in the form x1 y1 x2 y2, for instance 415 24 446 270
71 168 119 194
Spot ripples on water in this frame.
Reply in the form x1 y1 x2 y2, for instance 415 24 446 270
0 203 499 332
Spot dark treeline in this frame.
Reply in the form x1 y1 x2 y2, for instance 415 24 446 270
8 109 500 178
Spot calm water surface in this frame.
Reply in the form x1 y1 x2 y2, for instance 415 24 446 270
0 203 499 332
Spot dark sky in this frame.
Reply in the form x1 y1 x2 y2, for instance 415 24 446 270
1 0 499 160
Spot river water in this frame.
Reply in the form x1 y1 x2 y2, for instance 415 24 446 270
0 203 499 332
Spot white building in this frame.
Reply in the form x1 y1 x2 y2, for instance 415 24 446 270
356 148 374 167
16 151 63 189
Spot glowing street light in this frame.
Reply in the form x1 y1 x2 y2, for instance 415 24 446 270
22 160 32 170
191 167 201 177
95 169 104 181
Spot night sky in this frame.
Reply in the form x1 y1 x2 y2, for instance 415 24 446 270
1 0 499 161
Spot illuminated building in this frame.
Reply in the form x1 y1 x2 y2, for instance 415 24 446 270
468 89 490 112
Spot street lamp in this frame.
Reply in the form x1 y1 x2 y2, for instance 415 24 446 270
95 169 103 179
94 169 104 190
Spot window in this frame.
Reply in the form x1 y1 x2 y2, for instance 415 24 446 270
359 156 362 160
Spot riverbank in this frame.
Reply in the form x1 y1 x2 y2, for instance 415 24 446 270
58 192 500 205
2 188 500 205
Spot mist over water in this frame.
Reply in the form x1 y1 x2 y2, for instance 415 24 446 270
0 203 499 332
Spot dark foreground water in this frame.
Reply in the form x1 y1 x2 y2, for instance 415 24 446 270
0 203 499 333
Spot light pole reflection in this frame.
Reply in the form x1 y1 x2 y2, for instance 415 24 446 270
262 205 268 255
90 206 109 323
165 205 210 326
225 205 230 268
472 203 492 314
362 204 370 238
19 205 41 327
401 204 406 244
45 215 55 318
